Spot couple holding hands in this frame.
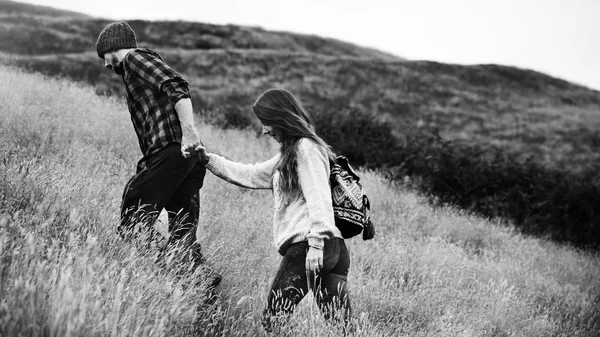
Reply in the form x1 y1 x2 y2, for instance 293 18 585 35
96 21 352 331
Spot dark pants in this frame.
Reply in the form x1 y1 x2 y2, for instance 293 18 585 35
119 143 206 252
263 238 352 331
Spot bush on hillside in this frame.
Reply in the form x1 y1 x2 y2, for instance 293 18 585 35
202 100 600 250
193 89 257 130
389 135 600 249
6 50 600 251
199 105 254 130
308 102 403 166
9 51 600 173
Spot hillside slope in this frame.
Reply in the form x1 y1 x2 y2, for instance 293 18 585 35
1 64 599 337
0 0 89 18
7 48 600 171
0 0 402 60
3 0 600 172
2 1 600 251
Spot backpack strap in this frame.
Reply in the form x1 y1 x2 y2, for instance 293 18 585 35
333 156 360 181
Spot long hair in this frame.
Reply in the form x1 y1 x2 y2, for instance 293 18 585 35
252 88 335 200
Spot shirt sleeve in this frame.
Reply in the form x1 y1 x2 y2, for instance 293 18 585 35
124 51 190 105
296 139 335 249
206 153 279 189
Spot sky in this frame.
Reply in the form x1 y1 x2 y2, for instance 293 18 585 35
19 0 600 91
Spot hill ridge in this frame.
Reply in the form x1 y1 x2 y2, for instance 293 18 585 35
0 1 403 61
0 0 90 18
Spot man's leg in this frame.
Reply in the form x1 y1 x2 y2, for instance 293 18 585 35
164 161 205 265
119 143 196 244
165 161 205 243
119 173 163 245
162 161 222 298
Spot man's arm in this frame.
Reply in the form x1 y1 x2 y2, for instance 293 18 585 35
124 51 201 158
174 98 202 159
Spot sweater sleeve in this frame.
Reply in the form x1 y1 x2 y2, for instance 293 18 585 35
206 153 279 189
296 139 335 249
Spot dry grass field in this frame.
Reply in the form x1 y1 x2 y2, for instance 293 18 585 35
1 65 599 336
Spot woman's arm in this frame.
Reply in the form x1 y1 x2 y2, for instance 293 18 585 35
198 146 278 189
296 139 336 250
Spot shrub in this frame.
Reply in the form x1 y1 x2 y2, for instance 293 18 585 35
198 92 600 250
388 135 600 249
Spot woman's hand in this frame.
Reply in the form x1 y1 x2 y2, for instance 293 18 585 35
305 246 323 274
193 144 210 164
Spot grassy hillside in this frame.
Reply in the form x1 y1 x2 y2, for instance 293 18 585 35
2 0 599 171
7 48 600 173
2 65 600 336
0 0 89 18
0 0 401 60
1 0 599 174
4 49 599 174
2 0 600 177
2 3 600 250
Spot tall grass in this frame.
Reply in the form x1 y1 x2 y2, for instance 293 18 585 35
0 65 599 336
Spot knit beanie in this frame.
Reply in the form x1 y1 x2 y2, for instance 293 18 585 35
96 21 138 59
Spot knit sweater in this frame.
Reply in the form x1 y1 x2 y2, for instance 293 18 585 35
206 138 343 255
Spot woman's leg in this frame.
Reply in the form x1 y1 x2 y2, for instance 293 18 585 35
263 243 309 331
318 273 351 323
314 238 352 325
263 239 351 331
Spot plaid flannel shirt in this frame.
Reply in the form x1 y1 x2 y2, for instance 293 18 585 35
121 48 190 164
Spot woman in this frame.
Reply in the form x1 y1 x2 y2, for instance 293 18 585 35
195 88 351 330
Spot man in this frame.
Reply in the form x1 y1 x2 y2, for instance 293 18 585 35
96 21 220 291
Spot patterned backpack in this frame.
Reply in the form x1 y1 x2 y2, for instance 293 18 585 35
329 156 375 240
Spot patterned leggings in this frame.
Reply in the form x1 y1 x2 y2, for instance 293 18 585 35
263 238 351 331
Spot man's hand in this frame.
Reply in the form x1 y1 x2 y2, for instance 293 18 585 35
173 98 205 161
180 128 201 159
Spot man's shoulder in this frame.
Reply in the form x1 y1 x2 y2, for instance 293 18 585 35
122 48 168 78
124 48 163 63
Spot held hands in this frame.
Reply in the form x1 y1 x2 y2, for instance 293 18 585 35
192 144 210 164
180 130 207 163
180 129 200 158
